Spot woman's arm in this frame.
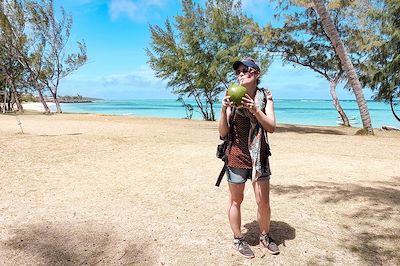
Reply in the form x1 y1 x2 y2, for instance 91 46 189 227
218 95 232 138
254 97 276 133
243 90 276 133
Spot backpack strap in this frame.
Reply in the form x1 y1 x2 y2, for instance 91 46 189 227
260 88 272 158
215 164 228 187
215 106 237 187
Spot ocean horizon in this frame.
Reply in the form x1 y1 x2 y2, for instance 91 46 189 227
57 99 399 129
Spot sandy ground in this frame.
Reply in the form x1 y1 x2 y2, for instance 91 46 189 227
21 102 55 112
0 112 399 265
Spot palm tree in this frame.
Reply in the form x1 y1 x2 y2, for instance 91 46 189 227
312 0 374 135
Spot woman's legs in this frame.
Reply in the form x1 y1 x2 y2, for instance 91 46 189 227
227 183 245 237
253 180 280 254
252 180 271 234
228 182 255 258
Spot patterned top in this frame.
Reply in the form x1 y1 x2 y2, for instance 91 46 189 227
228 112 252 169
227 88 272 181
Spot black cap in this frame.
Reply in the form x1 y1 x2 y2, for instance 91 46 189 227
233 58 260 71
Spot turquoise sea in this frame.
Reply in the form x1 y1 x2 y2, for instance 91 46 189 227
59 99 399 128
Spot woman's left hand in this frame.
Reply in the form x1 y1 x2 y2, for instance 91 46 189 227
241 94 258 115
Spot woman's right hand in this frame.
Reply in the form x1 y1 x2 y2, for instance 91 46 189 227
222 95 232 111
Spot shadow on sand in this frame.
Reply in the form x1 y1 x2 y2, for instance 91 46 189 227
2 222 155 265
273 179 400 208
276 124 348 135
271 177 400 265
243 220 296 247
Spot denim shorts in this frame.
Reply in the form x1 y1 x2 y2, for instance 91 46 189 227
226 167 270 184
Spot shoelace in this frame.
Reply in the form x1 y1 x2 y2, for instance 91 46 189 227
235 238 247 248
260 234 271 244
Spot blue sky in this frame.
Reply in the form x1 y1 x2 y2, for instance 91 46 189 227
54 0 373 100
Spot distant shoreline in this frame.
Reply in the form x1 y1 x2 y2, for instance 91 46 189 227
44 96 102 103
21 94 103 104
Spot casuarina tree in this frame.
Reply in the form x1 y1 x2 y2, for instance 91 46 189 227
146 0 269 121
262 5 354 126
358 0 400 122
312 0 374 134
26 0 87 113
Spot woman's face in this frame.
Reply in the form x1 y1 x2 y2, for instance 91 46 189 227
235 64 259 86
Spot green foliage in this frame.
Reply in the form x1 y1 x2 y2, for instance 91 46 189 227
146 0 269 121
0 0 86 113
177 96 194 119
264 1 369 84
20 93 38 102
0 0 29 111
359 0 400 102
26 0 87 104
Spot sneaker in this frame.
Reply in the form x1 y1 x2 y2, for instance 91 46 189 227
232 237 255 259
259 234 280 255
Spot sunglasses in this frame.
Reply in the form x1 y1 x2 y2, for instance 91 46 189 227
235 67 256 76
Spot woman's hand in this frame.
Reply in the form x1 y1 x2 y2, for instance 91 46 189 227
265 89 273 101
241 94 258 115
222 95 232 111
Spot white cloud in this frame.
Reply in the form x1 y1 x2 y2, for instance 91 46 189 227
109 0 166 22
102 65 164 87
59 65 171 99
63 65 166 89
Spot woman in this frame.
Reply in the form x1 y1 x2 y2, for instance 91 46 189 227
218 57 279 258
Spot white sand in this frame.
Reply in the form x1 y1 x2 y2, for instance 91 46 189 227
22 102 55 112
0 113 399 265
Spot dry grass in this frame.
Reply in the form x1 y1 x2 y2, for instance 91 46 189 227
0 113 399 265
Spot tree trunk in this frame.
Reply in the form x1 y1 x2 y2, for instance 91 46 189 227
390 96 400 122
312 0 374 135
7 89 12 111
50 89 62 113
37 88 51 114
2 89 7 113
329 77 350 126
54 97 62 113
9 81 24 113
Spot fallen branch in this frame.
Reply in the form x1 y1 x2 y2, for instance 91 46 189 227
382 125 400 131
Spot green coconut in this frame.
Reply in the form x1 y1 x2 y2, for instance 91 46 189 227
228 83 247 107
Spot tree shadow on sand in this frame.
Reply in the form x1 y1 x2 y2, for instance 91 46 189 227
273 179 400 210
2 222 155 265
276 124 349 135
242 220 296 247
272 177 400 264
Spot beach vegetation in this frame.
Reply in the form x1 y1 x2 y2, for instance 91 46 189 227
264 0 374 134
20 93 38 103
0 0 27 113
358 0 400 122
312 0 373 134
146 0 269 121
259 2 370 127
177 96 194 119
26 0 87 113
0 0 86 114
1 0 51 113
